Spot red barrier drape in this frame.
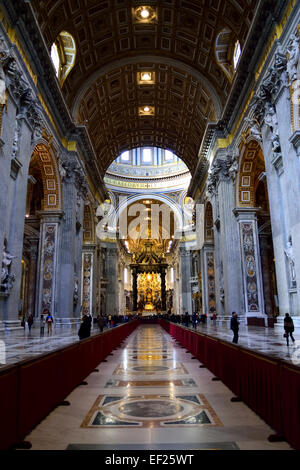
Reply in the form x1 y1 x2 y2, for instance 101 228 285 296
0 368 18 450
157 320 300 449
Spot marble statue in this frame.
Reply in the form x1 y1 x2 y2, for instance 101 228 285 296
0 62 6 105
286 33 300 83
245 117 262 141
285 237 296 283
1 247 14 282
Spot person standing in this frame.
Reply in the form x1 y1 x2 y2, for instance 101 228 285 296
184 311 189 328
284 313 295 347
192 312 197 329
230 312 239 344
27 314 33 332
40 314 45 336
45 310 54 334
78 315 91 340
212 312 217 326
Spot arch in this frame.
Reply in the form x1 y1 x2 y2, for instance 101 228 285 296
71 55 222 120
51 31 76 87
31 143 62 210
236 139 265 207
215 28 239 82
110 193 183 235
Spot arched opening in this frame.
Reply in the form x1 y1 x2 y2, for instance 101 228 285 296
20 143 61 321
51 31 76 87
215 28 241 82
237 140 278 320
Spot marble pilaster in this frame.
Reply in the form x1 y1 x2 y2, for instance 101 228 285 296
36 211 63 319
179 245 193 314
234 208 265 322
217 175 243 317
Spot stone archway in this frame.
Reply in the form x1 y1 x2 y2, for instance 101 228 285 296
21 142 62 319
236 139 278 324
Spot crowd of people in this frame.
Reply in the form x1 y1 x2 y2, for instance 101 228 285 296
19 309 296 348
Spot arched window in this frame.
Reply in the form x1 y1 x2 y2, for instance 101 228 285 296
233 41 241 70
50 31 76 86
215 29 241 82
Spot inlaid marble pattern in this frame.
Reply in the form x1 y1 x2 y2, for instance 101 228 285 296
113 362 189 376
105 378 197 388
24 324 293 450
81 394 222 429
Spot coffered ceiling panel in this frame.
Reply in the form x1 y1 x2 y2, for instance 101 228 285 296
77 63 216 175
32 0 258 106
31 0 259 175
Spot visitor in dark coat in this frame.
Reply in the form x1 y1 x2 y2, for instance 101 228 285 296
284 313 295 347
78 315 91 340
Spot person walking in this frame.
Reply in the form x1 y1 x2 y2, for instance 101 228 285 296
27 313 33 332
78 314 91 340
45 310 54 334
230 311 239 344
212 312 217 326
284 313 295 347
40 314 45 336
192 312 197 329
97 314 105 333
184 311 189 328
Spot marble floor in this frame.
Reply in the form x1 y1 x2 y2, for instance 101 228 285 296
1 318 300 370
179 320 300 367
0 323 109 368
25 325 292 450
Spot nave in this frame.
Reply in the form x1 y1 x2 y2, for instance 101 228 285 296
25 325 291 451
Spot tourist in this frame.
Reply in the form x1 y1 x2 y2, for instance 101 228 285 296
40 314 45 335
27 313 33 332
78 314 91 340
284 313 295 347
97 314 105 332
45 310 54 334
192 312 197 329
212 312 217 326
230 312 239 344
184 311 189 327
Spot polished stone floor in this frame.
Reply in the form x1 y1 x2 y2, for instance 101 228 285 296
0 323 108 368
179 319 300 366
1 317 299 370
25 325 292 450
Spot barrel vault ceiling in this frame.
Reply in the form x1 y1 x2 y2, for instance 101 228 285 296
31 0 259 177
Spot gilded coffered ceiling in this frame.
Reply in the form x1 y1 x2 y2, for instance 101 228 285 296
31 0 259 175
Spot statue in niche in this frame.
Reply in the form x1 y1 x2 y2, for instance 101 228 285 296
286 33 300 83
73 278 79 304
11 122 20 159
245 117 262 142
1 241 16 293
285 236 296 285
264 103 278 135
0 61 6 106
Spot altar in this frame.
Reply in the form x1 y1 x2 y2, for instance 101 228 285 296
130 242 167 315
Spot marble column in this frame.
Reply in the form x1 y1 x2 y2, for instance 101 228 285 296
26 237 39 318
261 113 292 315
160 268 167 312
259 234 275 317
105 245 118 315
217 175 243 318
201 243 216 315
56 170 78 324
132 268 138 313
0 115 33 329
275 77 300 315
81 247 95 317
209 194 224 317
234 208 265 322
36 211 63 319
179 245 193 314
